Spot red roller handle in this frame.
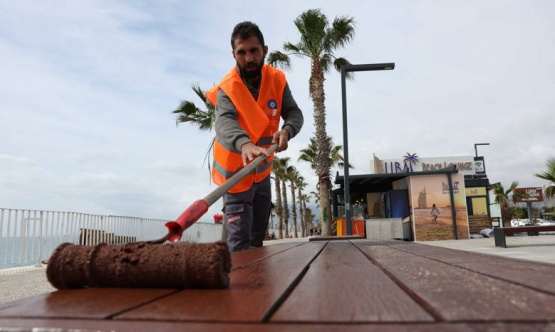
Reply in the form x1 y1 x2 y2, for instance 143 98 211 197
163 143 279 242
165 199 209 242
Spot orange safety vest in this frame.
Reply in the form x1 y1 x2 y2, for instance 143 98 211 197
206 65 286 193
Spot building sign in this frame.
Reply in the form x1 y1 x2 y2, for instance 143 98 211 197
513 187 544 202
474 156 486 175
373 153 476 176
466 187 487 196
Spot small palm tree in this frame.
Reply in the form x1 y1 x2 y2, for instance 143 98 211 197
298 135 353 176
268 8 356 236
296 177 308 236
281 166 290 238
173 83 215 130
303 207 316 233
286 166 300 238
272 156 289 239
173 83 222 237
172 83 216 169
535 157 555 200
493 181 519 227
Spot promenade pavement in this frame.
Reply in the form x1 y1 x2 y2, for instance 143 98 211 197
2 234 555 304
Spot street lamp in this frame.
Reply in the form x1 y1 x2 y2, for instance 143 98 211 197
341 63 395 235
474 143 490 158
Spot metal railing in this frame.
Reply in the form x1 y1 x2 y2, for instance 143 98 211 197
0 208 222 269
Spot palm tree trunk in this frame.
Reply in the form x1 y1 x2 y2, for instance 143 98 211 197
311 62 333 236
282 180 289 238
274 177 283 239
290 180 298 238
298 188 304 237
501 202 512 228
303 200 309 235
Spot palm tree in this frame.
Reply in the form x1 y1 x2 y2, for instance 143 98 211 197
310 190 320 208
286 166 300 238
173 83 222 237
300 193 310 236
303 206 316 234
272 156 289 239
299 135 352 230
281 168 290 238
268 9 356 236
493 181 519 227
267 203 276 239
173 83 217 174
173 83 215 131
296 177 308 236
298 135 353 178
535 157 555 200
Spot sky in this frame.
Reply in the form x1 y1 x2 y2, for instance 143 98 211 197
1 0 554 224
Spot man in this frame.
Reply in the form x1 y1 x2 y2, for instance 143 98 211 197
206 21 303 252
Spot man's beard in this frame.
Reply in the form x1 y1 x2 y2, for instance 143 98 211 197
238 58 264 79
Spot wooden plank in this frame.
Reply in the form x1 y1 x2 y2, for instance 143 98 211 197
385 241 555 295
0 288 175 319
0 243 301 320
115 242 326 322
271 241 434 323
357 241 555 321
232 242 302 269
1 318 554 332
309 235 365 242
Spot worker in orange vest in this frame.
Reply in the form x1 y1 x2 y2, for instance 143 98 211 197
206 21 303 252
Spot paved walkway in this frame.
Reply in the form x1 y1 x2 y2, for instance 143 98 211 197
2 234 554 304
423 233 555 265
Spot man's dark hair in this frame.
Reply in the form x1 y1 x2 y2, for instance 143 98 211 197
231 21 265 49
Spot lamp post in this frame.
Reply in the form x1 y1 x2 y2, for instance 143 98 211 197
341 63 395 235
474 143 490 158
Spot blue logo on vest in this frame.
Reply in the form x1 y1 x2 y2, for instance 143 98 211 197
268 99 278 109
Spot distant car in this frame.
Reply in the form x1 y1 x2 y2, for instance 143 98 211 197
510 219 530 227
536 219 555 226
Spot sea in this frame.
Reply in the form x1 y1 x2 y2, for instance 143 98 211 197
0 237 62 270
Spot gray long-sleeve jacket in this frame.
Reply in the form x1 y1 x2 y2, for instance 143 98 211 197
214 77 304 153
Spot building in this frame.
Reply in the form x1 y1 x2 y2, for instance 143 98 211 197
332 152 495 241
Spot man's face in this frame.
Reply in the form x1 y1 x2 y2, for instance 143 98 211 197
232 36 268 79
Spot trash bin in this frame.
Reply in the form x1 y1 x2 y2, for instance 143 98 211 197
352 219 365 236
336 218 346 236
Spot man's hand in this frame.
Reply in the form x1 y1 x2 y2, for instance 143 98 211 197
272 129 290 153
241 142 271 166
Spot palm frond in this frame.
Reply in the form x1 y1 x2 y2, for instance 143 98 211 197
330 16 356 49
267 51 292 70
334 57 354 80
534 157 555 199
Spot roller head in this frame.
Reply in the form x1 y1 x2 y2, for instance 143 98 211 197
46 241 231 289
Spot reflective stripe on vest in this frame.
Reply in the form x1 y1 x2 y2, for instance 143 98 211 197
206 65 286 193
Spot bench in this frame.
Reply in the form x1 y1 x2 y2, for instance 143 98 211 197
494 225 555 248
4 240 555 329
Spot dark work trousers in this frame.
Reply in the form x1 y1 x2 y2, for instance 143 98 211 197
223 175 272 252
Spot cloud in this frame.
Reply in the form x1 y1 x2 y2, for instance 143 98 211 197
0 0 554 225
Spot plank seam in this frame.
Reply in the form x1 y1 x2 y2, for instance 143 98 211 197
260 242 328 323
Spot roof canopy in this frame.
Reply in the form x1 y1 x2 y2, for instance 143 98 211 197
333 168 460 194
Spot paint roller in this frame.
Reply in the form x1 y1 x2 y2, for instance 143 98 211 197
46 144 278 290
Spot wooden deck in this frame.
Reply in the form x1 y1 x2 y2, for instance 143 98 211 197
2 239 555 331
